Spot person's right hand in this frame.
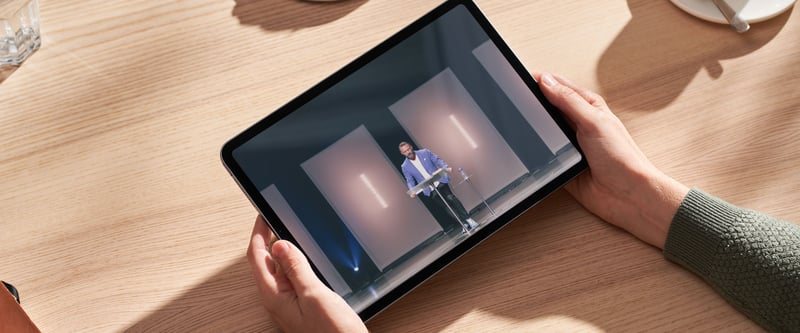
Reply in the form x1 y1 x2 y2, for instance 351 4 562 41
535 72 689 249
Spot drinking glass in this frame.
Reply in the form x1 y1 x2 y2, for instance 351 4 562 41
1 0 40 66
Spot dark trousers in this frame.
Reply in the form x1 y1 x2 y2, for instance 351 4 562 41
431 183 469 224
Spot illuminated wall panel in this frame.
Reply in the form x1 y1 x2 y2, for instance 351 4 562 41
301 126 442 271
472 40 570 153
261 185 352 295
389 68 528 211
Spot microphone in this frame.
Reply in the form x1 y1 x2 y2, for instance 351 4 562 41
458 167 468 179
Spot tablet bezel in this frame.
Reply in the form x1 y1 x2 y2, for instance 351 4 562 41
221 0 587 321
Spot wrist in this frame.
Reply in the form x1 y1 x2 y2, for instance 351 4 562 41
634 170 690 249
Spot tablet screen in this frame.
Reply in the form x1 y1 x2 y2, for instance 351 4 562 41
222 0 585 320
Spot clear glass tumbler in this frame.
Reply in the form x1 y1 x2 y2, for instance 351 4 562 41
1 0 40 66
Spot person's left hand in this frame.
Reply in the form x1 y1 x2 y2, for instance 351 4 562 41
248 216 368 333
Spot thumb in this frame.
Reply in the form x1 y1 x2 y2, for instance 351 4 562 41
537 72 598 129
271 240 322 294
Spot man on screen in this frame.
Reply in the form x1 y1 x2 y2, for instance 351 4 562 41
398 141 478 232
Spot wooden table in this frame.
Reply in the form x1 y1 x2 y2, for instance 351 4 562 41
1 0 798 331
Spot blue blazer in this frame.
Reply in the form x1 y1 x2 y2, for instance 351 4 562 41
401 149 450 197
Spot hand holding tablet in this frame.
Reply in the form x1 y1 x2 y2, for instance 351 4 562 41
535 72 689 250
248 216 367 333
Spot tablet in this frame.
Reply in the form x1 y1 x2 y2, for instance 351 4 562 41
221 0 587 320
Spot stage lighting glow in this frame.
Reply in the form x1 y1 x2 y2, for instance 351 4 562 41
360 173 388 208
449 114 478 149
367 286 378 298
354 266 359 272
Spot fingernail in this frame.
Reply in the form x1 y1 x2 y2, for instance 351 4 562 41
541 73 557 87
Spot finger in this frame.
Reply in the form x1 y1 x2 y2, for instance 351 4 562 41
536 72 600 128
248 217 280 298
271 240 322 295
249 216 276 270
533 71 605 108
552 73 606 108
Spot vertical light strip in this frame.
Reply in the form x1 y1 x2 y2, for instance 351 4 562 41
360 173 388 208
449 114 478 149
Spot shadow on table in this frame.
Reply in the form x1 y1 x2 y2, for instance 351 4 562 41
123 256 272 332
596 0 793 111
0 65 20 84
232 0 368 31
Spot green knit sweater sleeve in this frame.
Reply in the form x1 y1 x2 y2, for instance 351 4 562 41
663 188 800 332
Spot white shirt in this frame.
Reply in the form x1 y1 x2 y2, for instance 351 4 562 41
409 157 439 188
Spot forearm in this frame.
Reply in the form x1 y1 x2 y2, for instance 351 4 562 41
663 189 800 332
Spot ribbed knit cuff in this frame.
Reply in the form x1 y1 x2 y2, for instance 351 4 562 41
663 188 741 277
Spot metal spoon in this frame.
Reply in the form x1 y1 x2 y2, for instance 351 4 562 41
712 0 750 33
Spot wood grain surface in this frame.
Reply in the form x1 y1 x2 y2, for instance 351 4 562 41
1 0 797 332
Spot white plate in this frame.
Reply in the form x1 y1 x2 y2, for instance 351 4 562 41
670 0 796 24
